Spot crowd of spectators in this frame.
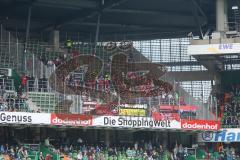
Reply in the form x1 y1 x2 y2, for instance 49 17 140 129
0 141 186 160
0 94 27 112
0 143 31 160
42 138 188 160
35 46 178 105
0 72 195 120
19 75 48 93
220 84 240 127
217 145 239 160
65 74 111 93
20 138 240 160
1 136 240 160
179 111 196 119
0 75 46 113
2 139 239 160
38 49 81 68
0 76 29 112
0 46 198 120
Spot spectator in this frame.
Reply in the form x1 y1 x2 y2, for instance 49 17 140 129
45 154 51 160
0 144 5 154
45 137 50 147
21 74 28 87
173 144 178 160
77 151 83 160
178 144 184 160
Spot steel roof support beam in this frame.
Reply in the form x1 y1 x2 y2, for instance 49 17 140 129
43 0 128 31
191 0 208 19
94 13 101 53
71 22 196 29
190 0 204 39
158 61 200 66
167 71 214 81
36 0 97 9
25 3 32 49
24 0 36 71
104 9 191 16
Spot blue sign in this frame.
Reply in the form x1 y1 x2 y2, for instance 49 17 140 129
200 129 240 142
202 131 213 141
218 44 233 50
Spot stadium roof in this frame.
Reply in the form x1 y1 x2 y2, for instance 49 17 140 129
0 0 220 41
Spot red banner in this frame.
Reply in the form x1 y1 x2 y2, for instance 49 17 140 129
51 114 92 126
181 119 220 131
94 106 118 115
160 105 197 112
152 112 180 121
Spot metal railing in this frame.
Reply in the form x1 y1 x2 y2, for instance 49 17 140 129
0 40 217 120
0 78 15 91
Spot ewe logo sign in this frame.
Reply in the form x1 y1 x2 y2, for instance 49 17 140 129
199 129 240 142
0 112 50 125
188 43 240 55
93 116 181 129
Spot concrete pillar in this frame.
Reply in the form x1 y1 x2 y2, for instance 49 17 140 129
105 130 110 147
34 127 41 143
94 130 98 143
159 132 168 148
213 74 221 93
50 30 60 50
41 128 47 141
163 132 168 148
216 0 228 33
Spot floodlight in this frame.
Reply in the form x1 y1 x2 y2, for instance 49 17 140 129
232 6 238 10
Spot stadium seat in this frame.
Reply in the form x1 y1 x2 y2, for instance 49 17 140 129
27 92 58 112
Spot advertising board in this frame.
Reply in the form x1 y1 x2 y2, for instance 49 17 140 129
187 43 240 55
199 129 240 142
93 116 181 129
181 119 220 131
119 109 146 116
0 112 50 125
51 114 92 126
119 104 148 109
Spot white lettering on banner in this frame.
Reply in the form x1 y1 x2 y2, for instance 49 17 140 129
0 112 51 125
93 116 181 129
52 117 91 126
198 129 240 142
182 122 218 130
187 43 240 55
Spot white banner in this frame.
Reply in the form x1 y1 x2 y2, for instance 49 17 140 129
198 128 240 142
0 112 51 125
187 43 240 55
93 116 181 129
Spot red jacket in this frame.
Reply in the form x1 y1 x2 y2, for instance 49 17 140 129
21 75 28 86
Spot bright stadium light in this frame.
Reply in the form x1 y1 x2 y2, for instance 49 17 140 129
232 6 238 10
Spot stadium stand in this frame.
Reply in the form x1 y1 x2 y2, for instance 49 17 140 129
1 0 235 158
220 84 240 128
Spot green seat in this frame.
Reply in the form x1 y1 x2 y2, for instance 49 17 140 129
212 152 220 159
196 149 206 159
186 155 196 160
